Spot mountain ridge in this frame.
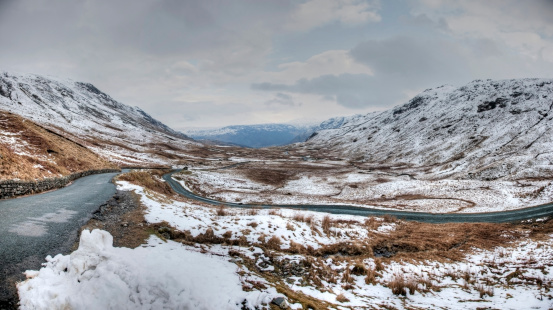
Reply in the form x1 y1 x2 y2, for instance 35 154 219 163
0 72 198 166
303 78 553 180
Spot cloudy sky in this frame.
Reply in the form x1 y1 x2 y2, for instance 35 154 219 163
1 0 553 130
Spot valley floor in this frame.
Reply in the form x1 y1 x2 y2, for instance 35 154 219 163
16 170 553 309
176 157 553 214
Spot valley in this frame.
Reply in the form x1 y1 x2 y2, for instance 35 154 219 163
1 73 552 309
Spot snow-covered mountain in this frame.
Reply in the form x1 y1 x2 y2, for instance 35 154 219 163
0 72 198 166
304 79 553 180
185 123 320 148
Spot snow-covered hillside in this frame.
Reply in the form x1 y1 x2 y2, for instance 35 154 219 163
0 72 199 166
305 79 553 180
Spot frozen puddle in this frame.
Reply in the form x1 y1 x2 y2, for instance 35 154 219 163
9 209 78 237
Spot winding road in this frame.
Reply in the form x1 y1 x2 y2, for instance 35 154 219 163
163 170 553 224
0 172 119 306
1 168 552 307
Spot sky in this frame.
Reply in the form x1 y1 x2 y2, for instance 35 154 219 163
1 0 553 131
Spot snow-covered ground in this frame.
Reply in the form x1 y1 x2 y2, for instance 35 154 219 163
18 230 277 310
178 162 553 213
18 177 553 309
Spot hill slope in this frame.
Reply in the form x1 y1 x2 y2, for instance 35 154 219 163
0 111 116 180
0 72 198 166
304 79 553 180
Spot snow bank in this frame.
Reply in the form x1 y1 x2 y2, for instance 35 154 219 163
18 229 270 310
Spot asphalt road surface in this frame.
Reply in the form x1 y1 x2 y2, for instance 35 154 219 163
0 172 119 307
163 170 553 224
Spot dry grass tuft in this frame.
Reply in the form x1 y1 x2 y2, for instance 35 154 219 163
364 217 380 230
342 269 354 284
336 293 350 303
322 215 333 235
216 206 229 216
286 222 295 231
268 209 280 216
351 262 367 276
365 268 377 285
293 213 314 225
245 207 260 216
476 284 494 298
266 235 282 250
388 273 417 296
374 258 384 272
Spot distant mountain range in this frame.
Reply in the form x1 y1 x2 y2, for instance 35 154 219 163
303 78 553 180
184 121 341 148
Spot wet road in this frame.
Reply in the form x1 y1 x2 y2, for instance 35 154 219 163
0 172 119 306
163 170 553 223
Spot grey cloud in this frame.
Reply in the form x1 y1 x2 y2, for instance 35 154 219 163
265 93 299 107
253 73 375 108
252 36 475 109
350 36 469 83
404 14 450 32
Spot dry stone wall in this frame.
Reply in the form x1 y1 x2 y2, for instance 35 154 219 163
0 169 120 199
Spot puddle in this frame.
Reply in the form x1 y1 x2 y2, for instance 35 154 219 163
8 208 78 237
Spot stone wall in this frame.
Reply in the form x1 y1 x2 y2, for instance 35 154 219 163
0 169 121 199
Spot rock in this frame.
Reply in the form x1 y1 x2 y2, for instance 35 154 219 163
271 297 289 309
158 226 172 239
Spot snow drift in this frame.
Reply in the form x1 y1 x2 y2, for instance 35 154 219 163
17 229 271 310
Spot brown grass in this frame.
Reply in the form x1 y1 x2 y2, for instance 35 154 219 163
216 206 228 216
388 274 418 296
371 221 524 262
243 168 292 186
351 262 367 276
293 213 314 225
365 268 376 285
322 215 332 235
268 209 280 216
0 111 117 180
476 284 494 298
266 235 282 250
245 207 261 216
336 294 349 303
364 217 380 230
117 170 173 196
